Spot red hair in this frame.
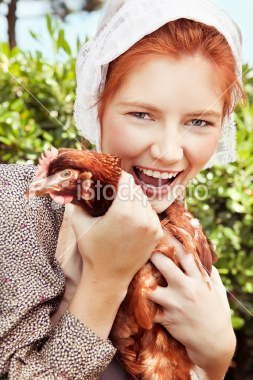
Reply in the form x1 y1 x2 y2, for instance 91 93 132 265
97 19 246 121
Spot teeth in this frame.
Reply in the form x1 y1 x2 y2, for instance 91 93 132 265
136 166 179 180
161 172 170 179
152 171 160 178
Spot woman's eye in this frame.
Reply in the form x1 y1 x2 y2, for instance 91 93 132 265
186 119 210 127
130 112 152 120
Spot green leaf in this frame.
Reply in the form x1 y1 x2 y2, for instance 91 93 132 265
1 42 10 58
218 268 229 274
29 30 40 42
226 188 241 201
62 39 71 56
245 161 253 176
231 316 245 330
57 29 65 52
46 13 54 37
42 131 54 142
76 36 81 52
226 199 245 213
0 136 12 145
243 282 253 293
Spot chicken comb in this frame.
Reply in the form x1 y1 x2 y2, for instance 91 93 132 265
34 146 59 180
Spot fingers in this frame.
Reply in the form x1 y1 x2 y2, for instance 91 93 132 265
147 253 182 310
147 285 172 310
109 171 163 238
163 232 204 279
150 252 186 285
210 266 228 295
115 171 148 209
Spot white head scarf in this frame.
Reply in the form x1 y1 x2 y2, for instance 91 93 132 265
74 0 243 169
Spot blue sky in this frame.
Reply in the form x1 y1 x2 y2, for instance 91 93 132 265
212 0 253 65
0 0 253 65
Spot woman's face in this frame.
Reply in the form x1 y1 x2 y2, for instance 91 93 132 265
101 54 224 213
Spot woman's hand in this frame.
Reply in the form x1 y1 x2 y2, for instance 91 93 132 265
69 171 163 339
147 236 236 380
71 170 163 294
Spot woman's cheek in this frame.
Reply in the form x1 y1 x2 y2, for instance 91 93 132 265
185 133 220 177
201 134 220 162
103 122 145 158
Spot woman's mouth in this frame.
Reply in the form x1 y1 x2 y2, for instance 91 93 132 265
132 166 183 197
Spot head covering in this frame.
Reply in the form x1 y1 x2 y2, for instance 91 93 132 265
74 0 243 169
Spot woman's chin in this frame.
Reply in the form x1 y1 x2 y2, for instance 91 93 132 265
148 196 177 214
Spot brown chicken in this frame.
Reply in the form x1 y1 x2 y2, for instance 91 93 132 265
25 147 217 380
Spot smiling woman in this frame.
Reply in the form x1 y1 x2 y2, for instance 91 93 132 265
98 18 245 214
100 55 224 212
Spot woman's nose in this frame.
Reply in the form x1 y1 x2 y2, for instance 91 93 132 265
150 127 184 165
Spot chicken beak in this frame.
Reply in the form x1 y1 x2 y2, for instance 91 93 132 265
25 173 71 200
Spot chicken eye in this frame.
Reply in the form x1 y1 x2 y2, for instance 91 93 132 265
59 170 72 180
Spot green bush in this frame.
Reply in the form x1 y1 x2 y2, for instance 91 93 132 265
0 14 252 378
0 15 87 165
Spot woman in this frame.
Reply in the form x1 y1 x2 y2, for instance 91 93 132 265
0 0 246 379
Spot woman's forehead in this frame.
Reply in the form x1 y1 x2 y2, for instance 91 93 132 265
112 55 224 115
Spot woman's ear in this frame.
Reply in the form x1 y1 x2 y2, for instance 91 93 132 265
49 191 74 205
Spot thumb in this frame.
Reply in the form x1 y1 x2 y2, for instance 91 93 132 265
71 205 100 237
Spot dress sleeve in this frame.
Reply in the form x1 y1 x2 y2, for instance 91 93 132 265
0 164 116 379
